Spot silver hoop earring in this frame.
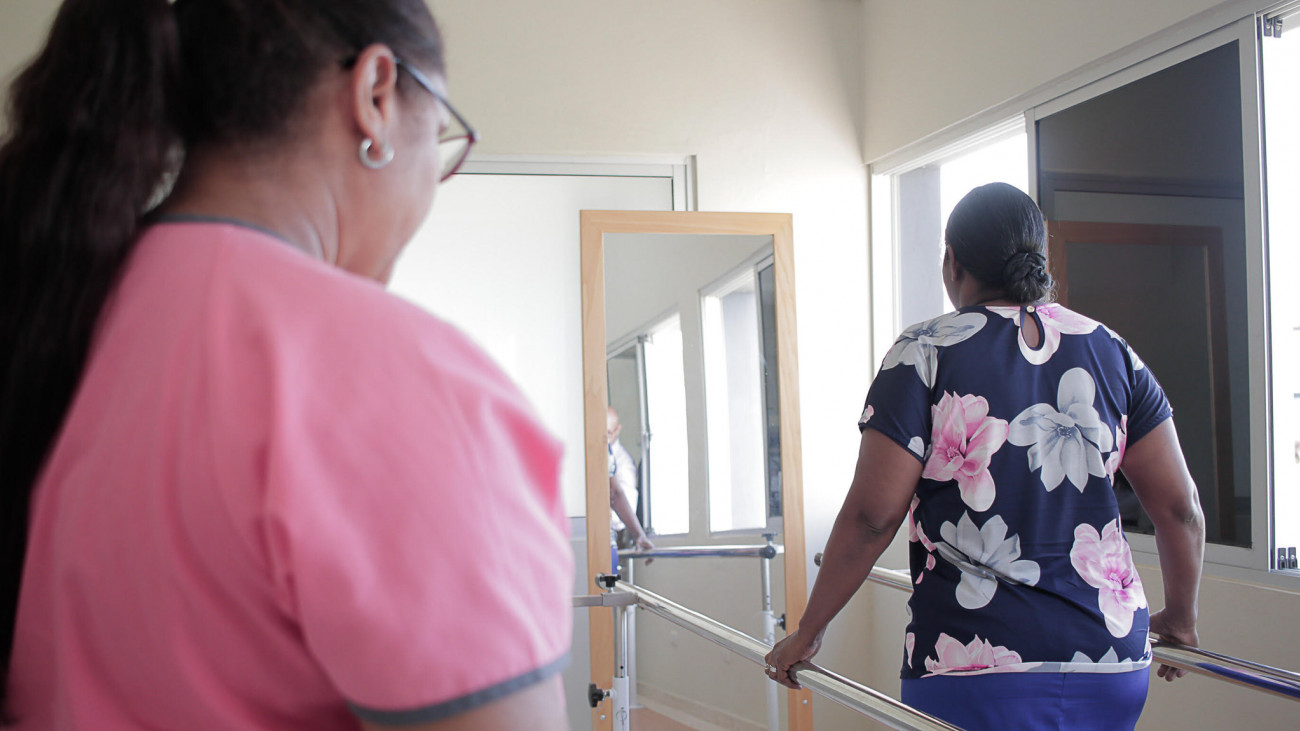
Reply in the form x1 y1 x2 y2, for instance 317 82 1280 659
359 138 394 170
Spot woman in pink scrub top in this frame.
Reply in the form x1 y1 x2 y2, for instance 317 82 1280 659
0 1 572 729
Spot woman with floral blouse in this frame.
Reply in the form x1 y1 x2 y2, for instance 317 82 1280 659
766 183 1205 730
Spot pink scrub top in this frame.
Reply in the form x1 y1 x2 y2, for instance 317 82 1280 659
6 221 573 729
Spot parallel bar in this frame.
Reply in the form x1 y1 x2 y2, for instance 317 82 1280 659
1149 641 1300 702
573 593 639 608
847 560 1300 703
621 544 783 560
617 580 962 731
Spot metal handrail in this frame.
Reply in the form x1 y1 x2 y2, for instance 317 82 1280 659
813 554 1300 703
613 580 962 731
620 544 783 560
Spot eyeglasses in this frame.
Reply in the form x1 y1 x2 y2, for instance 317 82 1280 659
341 55 479 183
395 60 478 183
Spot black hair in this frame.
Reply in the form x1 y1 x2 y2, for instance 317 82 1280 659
0 0 443 707
945 181 1054 305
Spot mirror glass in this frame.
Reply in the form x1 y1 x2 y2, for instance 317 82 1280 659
604 233 778 539
603 231 787 727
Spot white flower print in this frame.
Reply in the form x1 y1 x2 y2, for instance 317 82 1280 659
923 633 1026 676
907 436 925 457
1070 648 1130 664
935 512 1040 610
880 312 987 387
905 633 916 668
1071 519 1147 638
1008 368 1115 492
1104 415 1128 482
1103 324 1147 370
987 304 1097 365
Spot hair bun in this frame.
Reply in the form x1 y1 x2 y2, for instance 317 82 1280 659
1002 251 1052 303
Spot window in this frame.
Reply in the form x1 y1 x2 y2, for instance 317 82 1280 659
870 121 1029 359
642 315 690 536
701 258 780 533
1264 10 1300 570
1035 37 1256 550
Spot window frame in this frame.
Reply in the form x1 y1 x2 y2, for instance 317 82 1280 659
608 309 693 538
869 115 1029 367
699 250 784 538
1030 18 1269 573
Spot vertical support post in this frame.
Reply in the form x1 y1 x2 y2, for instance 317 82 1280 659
625 559 638 710
613 602 631 731
761 533 780 731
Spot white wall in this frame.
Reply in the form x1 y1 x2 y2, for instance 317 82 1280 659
389 173 673 518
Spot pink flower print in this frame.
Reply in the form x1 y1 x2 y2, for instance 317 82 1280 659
908 497 938 584
860 404 874 426
1105 415 1129 481
906 633 917 668
988 303 1098 365
923 633 1024 676
922 392 1009 511
1070 519 1147 637
907 496 920 542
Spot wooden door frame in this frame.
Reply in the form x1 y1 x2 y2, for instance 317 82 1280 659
1047 220 1234 541
580 210 812 730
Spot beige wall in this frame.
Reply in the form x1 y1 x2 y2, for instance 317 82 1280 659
0 0 56 135
860 0 1229 162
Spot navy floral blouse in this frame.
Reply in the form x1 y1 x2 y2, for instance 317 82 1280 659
860 303 1171 679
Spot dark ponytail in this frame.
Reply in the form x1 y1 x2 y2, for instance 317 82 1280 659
0 0 181 696
945 182 1055 305
1 0 444 707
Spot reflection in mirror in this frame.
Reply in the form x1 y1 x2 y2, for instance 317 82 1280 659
602 231 789 728
608 316 690 536
605 233 775 540
701 257 782 533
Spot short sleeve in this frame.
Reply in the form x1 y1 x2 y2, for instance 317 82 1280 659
858 343 933 464
1124 340 1173 445
256 309 572 723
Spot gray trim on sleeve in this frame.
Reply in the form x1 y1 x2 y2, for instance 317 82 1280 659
347 653 571 726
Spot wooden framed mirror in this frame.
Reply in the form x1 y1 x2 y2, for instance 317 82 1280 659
580 210 811 730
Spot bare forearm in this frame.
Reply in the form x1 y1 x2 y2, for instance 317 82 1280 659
610 484 646 540
1153 504 1205 625
799 507 901 637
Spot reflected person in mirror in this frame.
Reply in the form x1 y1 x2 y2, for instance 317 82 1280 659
608 406 655 573
0 1 571 729
766 183 1205 731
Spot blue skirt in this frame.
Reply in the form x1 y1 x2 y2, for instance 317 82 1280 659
901 670 1148 731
